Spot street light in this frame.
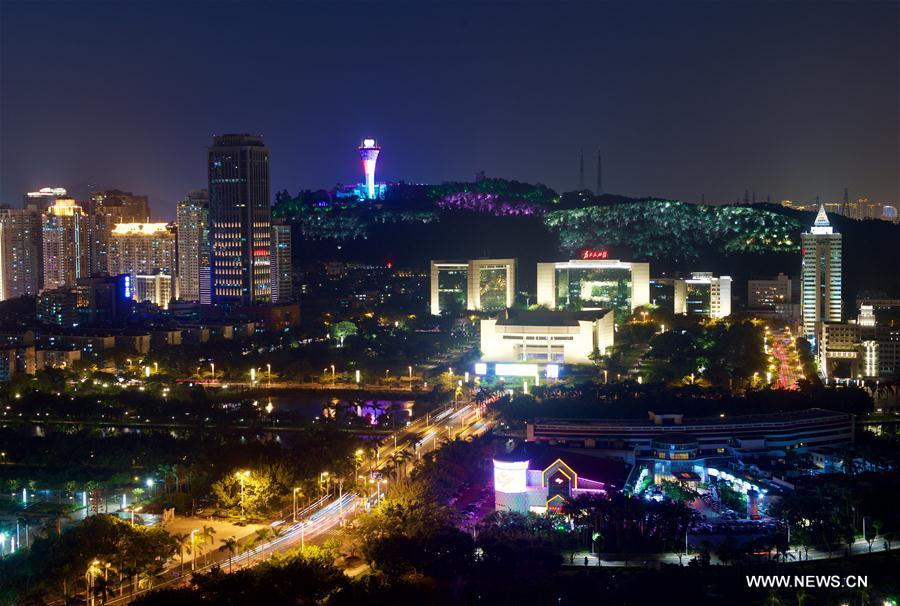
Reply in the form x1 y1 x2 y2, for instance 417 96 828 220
235 470 250 517
190 529 199 571
266 363 271 387
331 364 336 384
210 362 215 381
292 487 302 523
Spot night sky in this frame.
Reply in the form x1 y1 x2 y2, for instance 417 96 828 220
1 0 897 220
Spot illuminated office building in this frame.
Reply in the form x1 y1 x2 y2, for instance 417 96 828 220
208 134 271 305
801 206 842 341
536 258 649 320
107 223 177 281
176 189 209 302
270 218 292 303
42 199 87 290
429 259 516 315
682 273 732 318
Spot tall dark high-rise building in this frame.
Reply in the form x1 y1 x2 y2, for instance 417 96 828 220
270 217 292 303
208 134 272 305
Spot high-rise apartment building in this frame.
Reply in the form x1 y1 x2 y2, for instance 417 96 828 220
88 190 151 275
270 218 292 303
801 206 842 341
0 207 44 299
107 223 176 278
176 189 209 302
208 134 271 305
42 199 87 290
24 187 68 213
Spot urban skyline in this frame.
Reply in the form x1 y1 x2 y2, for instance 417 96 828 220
1 1 897 216
0 2 898 606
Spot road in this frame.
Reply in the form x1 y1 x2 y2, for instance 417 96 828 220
92 395 494 604
563 537 900 568
768 327 801 390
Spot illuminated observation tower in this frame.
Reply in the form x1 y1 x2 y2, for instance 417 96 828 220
358 138 381 199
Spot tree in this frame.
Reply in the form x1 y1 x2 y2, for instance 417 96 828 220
218 536 239 573
333 321 358 347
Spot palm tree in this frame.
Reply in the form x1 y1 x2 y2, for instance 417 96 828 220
251 527 272 563
173 532 190 571
6 478 19 501
218 536 239 572
200 525 217 564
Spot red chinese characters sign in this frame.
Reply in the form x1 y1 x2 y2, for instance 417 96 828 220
581 249 609 260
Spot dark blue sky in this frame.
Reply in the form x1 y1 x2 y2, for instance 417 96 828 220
1 0 897 220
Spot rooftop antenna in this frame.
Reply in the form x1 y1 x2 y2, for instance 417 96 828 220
596 149 603 195
578 149 585 191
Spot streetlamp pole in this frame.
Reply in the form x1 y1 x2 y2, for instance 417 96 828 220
293 487 300 523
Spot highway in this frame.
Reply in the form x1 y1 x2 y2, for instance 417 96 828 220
93 395 493 604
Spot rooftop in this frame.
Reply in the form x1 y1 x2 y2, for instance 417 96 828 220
495 308 612 327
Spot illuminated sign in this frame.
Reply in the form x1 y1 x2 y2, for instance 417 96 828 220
545 364 559 379
581 249 609 260
493 459 528 493
495 363 539 377
123 275 132 299
474 363 487 376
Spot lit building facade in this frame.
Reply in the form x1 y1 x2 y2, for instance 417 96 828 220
107 223 177 280
208 134 271 305
429 259 517 315
134 273 177 309
88 190 151 275
270 218 292 303
176 189 209 302
0 207 43 299
682 272 732 318
494 448 629 514
42 199 87 290
801 206 842 341
480 308 614 365
536 258 650 320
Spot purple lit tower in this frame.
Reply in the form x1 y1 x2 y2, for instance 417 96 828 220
358 138 381 199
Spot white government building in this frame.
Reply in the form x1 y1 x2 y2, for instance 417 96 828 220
480 308 614 365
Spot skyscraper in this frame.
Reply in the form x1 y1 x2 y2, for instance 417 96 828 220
107 223 176 277
107 222 177 308
42 198 87 290
208 134 272 305
0 206 43 299
88 190 151 275
176 189 209 302
358 138 381 200
270 217 292 303
801 206 842 340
